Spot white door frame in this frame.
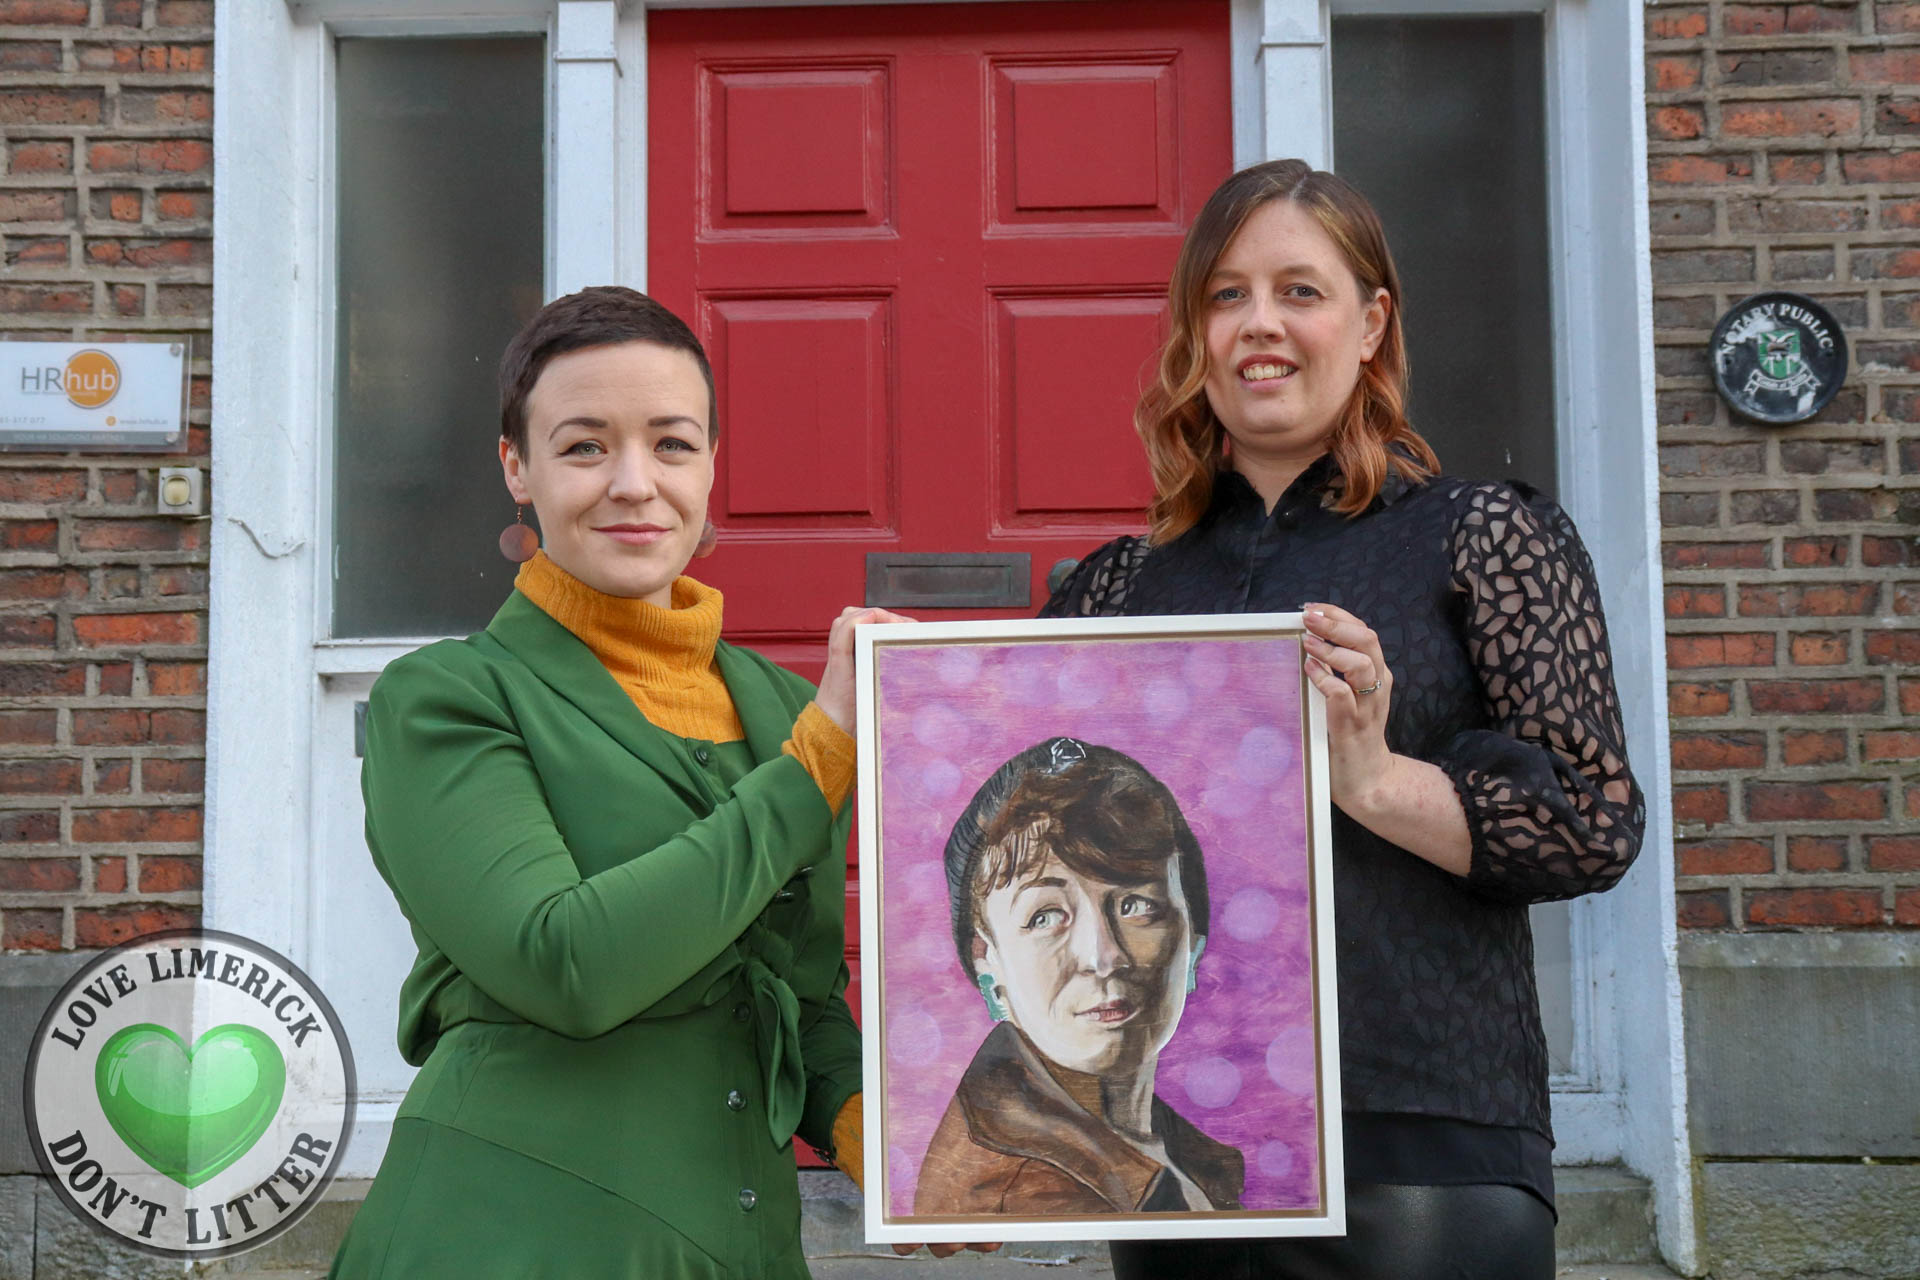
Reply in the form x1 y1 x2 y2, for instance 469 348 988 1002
213 0 1688 1264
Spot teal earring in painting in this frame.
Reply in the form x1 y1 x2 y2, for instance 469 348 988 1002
976 972 1010 1022
1188 935 1207 994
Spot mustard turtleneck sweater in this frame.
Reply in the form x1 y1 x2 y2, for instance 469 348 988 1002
512 551 865 1185
513 551 854 812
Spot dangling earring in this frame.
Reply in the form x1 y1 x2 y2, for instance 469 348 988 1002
1187 935 1207 994
498 506 538 563
693 518 718 559
975 972 1010 1022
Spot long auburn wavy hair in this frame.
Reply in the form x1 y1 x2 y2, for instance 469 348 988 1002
1137 159 1439 544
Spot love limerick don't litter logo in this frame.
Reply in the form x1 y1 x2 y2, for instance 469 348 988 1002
23 929 355 1259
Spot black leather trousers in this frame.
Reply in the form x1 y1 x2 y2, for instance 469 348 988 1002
1108 1183 1556 1280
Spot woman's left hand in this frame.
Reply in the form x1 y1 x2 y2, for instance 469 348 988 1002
1301 603 1396 813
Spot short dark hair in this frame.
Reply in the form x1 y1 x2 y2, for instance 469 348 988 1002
943 738 1209 981
497 286 718 455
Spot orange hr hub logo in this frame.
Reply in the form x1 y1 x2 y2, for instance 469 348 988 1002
19 349 121 408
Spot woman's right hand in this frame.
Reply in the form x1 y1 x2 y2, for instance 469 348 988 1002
815 606 913 734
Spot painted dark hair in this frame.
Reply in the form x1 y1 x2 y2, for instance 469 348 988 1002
497 285 717 455
943 737 1208 981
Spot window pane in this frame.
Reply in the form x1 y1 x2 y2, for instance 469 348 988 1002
1331 16 1556 498
333 37 545 638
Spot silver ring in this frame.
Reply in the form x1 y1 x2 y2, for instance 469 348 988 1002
1353 679 1381 695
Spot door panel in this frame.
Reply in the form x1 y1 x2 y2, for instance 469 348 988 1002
649 0 1231 640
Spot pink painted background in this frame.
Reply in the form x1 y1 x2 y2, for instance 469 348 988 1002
872 634 1323 1216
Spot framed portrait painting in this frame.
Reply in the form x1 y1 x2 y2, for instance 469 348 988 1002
855 613 1341 1244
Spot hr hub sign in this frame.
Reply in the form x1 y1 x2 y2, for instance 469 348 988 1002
0 338 190 451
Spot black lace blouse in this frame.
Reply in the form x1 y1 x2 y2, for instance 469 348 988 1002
1041 456 1644 1166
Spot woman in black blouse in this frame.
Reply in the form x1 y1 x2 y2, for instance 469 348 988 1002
1043 160 1644 1279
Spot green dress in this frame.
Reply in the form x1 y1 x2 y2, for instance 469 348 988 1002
328 591 860 1279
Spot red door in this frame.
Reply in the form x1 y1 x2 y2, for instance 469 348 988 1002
647 1 1231 1151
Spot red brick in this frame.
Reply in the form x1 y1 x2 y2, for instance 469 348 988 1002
1867 836 1920 871
1748 781 1887 821
1670 681 1734 716
93 758 130 795
91 189 142 224
146 661 204 696
0 285 89 315
149 709 203 743
1783 729 1849 765
84 238 210 269
1677 890 1732 928
154 190 211 221
0 467 85 504
0 0 88 18
1851 49 1920 81
1650 7 1710 37
92 855 125 893
2 909 62 951
73 904 197 948
1679 838 1774 876
1673 731 1768 770
72 708 148 745
1739 582 1879 616
1651 55 1704 90
98 662 132 696
141 757 202 792
155 0 213 22
111 284 143 317
86 139 212 176
72 518 203 552
1788 836 1849 872
1668 632 1776 667
7 140 71 175
1664 542 1770 569
0 614 56 647
1725 4 1787 33
1750 679 1885 713
1723 99 1861 138
142 44 210 72
0 190 71 223
1651 154 1757 185
1747 888 1883 927
1844 151 1920 182
71 806 202 844
0 858 78 892
1880 2 1920 32
1651 106 1707 140
1866 630 1920 665
1882 98 1920 133
0 662 85 696
0 88 102 125
0 758 80 794
1786 2 1859 30
1667 586 1727 617
1886 199 1920 229
1772 153 1829 183
73 613 200 648
137 855 200 892
0 709 55 743
1863 536 1917 566
1789 632 1849 665
1864 729 1920 760
1783 536 1847 566
1896 889 1920 926
116 90 213 126
0 811 57 843
1673 784 1731 824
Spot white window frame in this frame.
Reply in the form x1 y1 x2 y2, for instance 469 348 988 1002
214 0 1689 1264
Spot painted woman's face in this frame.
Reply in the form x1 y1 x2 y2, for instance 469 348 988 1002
977 846 1194 1078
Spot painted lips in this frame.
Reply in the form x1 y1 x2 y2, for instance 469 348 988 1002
1078 998 1138 1025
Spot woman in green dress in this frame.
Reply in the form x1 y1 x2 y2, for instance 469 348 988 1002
329 287 903 1278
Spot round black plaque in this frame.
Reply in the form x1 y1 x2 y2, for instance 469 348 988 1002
1709 291 1848 425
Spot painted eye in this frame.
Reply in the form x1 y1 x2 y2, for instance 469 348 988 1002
1118 894 1165 921
1024 906 1067 931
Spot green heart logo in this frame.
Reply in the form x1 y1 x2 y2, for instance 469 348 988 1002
95 1023 285 1188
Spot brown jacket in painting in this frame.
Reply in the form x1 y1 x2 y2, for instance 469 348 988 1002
914 1022 1245 1216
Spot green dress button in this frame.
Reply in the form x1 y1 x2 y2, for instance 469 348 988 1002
733 1002 751 1023
694 746 712 765
726 1089 745 1112
738 1188 757 1212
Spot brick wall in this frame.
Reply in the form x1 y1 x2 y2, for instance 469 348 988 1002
0 0 211 952
1647 0 1919 929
